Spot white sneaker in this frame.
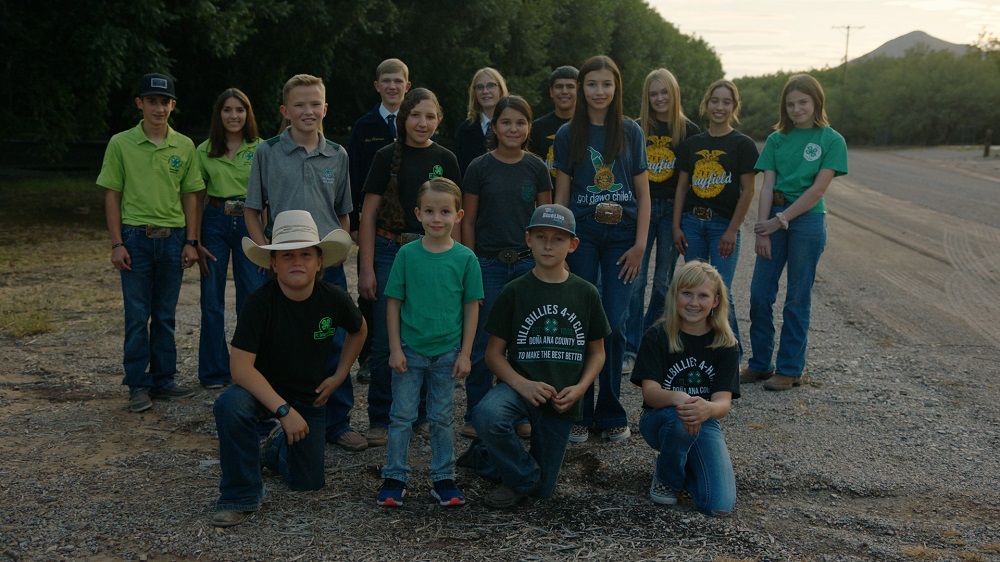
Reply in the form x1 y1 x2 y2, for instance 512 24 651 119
601 425 631 442
622 355 636 375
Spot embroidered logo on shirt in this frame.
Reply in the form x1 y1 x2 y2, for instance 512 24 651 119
321 167 334 185
520 181 536 202
243 152 254 164
168 155 182 174
313 317 336 340
803 143 822 162
691 150 730 198
428 165 444 179
586 147 622 194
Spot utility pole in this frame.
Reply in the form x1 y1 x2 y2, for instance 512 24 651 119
833 25 863 127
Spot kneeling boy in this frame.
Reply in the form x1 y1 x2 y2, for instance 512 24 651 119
460 204 609 508
212 210 366 527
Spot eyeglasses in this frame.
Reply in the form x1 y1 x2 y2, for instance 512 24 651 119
474 82 499 93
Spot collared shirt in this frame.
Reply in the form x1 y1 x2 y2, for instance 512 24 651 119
97 120 204 228
480 112 491 136
245 128 352 238
197 138 262 199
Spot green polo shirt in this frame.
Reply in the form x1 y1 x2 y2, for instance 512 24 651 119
197 138 261 199
97 120 205 227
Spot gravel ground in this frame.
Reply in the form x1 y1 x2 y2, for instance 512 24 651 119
1 146 999 561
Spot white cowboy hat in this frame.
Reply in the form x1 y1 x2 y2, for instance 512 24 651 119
242 210 352 269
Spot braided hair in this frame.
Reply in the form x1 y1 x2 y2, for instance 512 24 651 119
376 88 442 231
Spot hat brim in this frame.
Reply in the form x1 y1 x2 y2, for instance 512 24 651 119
242 229 353 269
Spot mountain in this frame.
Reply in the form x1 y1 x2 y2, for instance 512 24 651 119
854 30 970 62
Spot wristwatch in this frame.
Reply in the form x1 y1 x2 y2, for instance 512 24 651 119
185 239 199 247
275 404 290 418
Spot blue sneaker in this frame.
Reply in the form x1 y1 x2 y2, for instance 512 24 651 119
377 478 406 507
431 479 466 507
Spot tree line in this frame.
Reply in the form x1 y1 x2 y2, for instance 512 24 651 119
0 0 721 160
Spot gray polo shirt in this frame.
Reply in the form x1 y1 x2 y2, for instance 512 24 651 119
246 128 352 238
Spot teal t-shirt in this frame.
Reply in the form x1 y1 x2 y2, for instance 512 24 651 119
197 138 261 199
384 240 484 357
97 121 205 227
755 126 848 214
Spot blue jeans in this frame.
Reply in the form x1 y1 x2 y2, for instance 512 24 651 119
320 265 356 440
681 212 742 353
466 256 534 422
214 385 327 511
382 343 459 483
748 209 827 378
198 202 269 386
468 383 574 498
566 214 636 430
624 198 679 357
119 225 185 390
368 237 425 428
639 407 736 516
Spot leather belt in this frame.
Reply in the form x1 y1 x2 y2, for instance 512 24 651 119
479 249 532 264
377 228 421 245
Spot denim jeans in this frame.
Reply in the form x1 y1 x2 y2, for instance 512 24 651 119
320 265 356 440
214 385 327 511
381 343 459 483
119 225 185 390
468 383 574 498
681 212 743 353
466 256 534 422
565 214 636 430
367 236 426 428
748 209 827 378
624 198 679 358
198 202 269 386
639 407 736 516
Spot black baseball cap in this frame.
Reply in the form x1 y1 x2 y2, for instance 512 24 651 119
137 73 176 100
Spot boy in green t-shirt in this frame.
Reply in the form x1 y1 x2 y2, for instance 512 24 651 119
458 204 610 508
97 73 205 414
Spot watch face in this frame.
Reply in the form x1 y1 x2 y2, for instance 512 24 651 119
276 404 290 417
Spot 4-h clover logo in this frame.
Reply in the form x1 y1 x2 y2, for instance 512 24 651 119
803 143 822 162
428 165 444 179
168 156 181 170
543 318 559 334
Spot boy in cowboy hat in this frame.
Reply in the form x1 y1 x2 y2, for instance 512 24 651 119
211 210 366 527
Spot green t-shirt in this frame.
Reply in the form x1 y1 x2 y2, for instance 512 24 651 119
485 272 611 421
97 121 204 227
385 240 484 357
197 138 261 198
755 126 848 214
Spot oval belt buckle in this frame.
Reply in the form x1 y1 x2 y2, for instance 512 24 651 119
498 249 518 264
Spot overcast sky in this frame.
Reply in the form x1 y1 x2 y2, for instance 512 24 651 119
649 0 1000 78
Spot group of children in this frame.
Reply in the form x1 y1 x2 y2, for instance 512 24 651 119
97 56 846 526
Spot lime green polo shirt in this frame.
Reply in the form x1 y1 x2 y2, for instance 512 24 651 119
97 120 205 227
196 138 261 199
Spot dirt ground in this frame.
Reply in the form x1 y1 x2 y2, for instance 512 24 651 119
1 146 999 561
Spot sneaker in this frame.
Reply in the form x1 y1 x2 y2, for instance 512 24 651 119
150 384 195 400
366 427 388 447
430 479 466 506
763 373 803 391
460 423 477 438
211 510 253 527
356 359 371 384
128 389 152 413
649 477 678 505
568 425 590 443
602 425 631 442
484 484 527 509
332 430 368 452
377 478 406 507
415 422 430 440
622 355 636 375
515 423 532 439
739 367 773 384
201 382 227 390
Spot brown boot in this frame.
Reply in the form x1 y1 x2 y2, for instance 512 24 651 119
763 374 802 391
739 367 773 384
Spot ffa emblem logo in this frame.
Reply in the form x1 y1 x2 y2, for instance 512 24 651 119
586 147 622 194
428 165 444 179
